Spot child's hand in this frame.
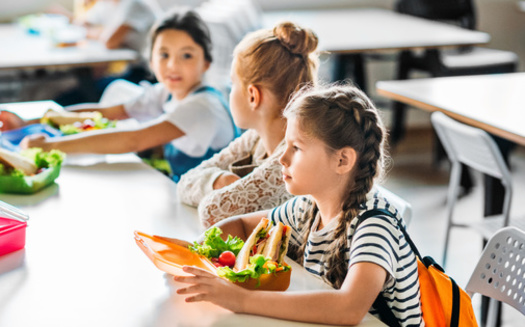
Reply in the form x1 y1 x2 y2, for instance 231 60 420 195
0 110 25 131
20 134 48 150
174 266 247 312
213 172 241 190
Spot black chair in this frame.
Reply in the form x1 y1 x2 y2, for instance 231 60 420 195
390 0 519 145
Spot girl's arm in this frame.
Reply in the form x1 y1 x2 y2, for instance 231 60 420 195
20 119 183 154
176 261 387 326
101 24 132 49
177 131 258 207
64 104 130 120
196 147 292 227
0 104 129 132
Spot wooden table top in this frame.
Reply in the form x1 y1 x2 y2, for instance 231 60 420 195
376 72 525 146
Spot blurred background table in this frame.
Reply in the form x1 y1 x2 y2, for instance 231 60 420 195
376 72 525 217
263 8 490 90
0 23 138 103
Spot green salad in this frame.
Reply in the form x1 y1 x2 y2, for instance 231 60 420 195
0 148 65 177
189 226 244 258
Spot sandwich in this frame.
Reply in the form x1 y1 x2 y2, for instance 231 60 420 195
43 109 100 126
188 220 293 290
41 109 116 135
0 148 37 175
218 219 292 290
234 218 291 271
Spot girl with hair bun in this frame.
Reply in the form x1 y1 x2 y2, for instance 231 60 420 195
178 21 320 227
176 83 423 327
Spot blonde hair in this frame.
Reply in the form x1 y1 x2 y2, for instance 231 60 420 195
283 83 388 289
233 21 319 108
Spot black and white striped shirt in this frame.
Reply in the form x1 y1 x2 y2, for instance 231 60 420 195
268 188 424 327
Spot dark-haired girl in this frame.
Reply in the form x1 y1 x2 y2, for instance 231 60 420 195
1 8 235 181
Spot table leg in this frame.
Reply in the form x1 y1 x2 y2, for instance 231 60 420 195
333 53 367 92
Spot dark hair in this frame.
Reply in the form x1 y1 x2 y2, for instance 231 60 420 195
149 7 213 62
233 21 319 108
283 83 388 289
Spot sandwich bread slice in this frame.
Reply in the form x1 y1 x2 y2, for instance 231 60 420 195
0 148 37 175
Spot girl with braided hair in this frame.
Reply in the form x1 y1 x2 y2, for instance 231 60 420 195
175 84 423 326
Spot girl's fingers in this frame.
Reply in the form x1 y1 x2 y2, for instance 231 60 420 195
181 265 216 277
177 283 208 295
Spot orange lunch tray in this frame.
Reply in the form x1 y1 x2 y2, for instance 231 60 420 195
134 231 216 276
134 231 291 291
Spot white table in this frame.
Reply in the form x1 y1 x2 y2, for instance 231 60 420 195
0 24 137 71
0 24 138 103
0 102 385 326
376 73 525 147
263 8 489 54
263 8 490 91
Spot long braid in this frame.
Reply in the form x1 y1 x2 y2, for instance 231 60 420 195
285 84 386 288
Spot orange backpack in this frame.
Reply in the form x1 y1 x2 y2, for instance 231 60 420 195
357 209 478 327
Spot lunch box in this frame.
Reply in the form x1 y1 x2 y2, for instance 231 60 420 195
0 200 29 257
135 231 291 291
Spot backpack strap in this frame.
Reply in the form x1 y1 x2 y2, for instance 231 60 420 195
357 209 462 327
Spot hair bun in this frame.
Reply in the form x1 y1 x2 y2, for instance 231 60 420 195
273 22 318 57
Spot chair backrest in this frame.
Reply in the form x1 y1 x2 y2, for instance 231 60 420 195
395 0 476 29
431 111 511 184
376 185 413 226
431 111 512 221
465 226 525 316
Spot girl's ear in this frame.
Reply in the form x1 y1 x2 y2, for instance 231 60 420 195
247 84 261 110
335 147 357 175
203 60 211 72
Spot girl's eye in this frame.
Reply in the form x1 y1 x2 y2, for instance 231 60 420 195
182 53 193 59
159 52 169 59
292 145 300 151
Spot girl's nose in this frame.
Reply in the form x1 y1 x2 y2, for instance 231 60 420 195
279 149 289 167
167 57 178 69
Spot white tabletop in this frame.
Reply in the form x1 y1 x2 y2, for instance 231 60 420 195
0 104 384 327
0 24 138 71
263 8 490 54
376 72 525 146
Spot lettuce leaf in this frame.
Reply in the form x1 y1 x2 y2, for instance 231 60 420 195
20 148 65 168
189 226 244 258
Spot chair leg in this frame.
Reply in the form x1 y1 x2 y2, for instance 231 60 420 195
443 162 462 266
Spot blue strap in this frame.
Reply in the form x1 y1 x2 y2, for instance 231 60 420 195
164 144 218 182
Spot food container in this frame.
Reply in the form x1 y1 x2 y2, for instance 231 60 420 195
0 164 62 194
1 124 62 149
0 200 29 257
134 231 291 291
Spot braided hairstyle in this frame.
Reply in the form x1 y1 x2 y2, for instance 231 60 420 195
283 84 388 289
233 21 319 108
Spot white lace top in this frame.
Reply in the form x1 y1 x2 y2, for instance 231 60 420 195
177 129 292 227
